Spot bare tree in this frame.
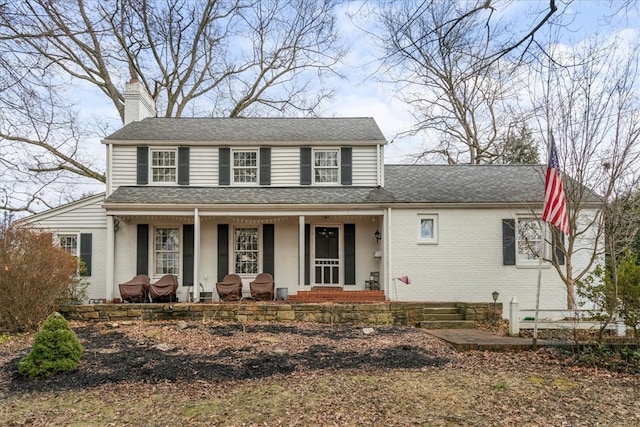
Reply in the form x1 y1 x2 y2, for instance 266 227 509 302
534 34 640 309
377 1 531 164
0 0 345 213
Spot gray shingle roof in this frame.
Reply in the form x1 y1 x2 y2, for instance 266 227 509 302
104 117 386 142
104 186 394 206
384 164 546 203
105 164 600 207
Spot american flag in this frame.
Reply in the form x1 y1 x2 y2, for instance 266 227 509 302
542 136 570 235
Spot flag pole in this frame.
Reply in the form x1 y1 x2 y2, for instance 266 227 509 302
533 221 547 351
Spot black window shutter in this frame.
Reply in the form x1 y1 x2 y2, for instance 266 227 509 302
217 224 229 281
341 147 352 186
260 147 271 186
304 224 310 285
183 224 194 286
219 147 230 186
344 224 355 285
263 224 274 276
178 147 190 185
502 219 516 266
553 228 566 266
136 147 149 185
79 233 92 276
137 224 149 275
300 147 311 185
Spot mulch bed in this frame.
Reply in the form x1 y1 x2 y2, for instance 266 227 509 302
1 321 456 394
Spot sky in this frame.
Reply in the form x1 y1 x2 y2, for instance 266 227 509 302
10 0 640 212
77 1 640 162
333 0 640 161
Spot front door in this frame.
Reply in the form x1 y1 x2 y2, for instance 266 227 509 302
314 226 339 285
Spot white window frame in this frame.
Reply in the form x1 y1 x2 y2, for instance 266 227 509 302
516 217 546 265
313 148 339 184
232 149 258 185
150 148 177 184
417 214 438 244
58 233 79 257
154 226 180 276
57 233 84 274
233 226 259 274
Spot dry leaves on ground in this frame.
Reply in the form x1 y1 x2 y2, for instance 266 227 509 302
1 320 639 426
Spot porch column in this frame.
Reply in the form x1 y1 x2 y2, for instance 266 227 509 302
384 207 391 300
193 208 200 301
106 215 115 301
298 215 305 287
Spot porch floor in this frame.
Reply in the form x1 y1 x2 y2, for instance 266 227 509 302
285 287 386 303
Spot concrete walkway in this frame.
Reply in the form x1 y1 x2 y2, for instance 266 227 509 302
424 329 561 352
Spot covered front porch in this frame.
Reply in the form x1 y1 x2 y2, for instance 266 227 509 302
104 209 387 303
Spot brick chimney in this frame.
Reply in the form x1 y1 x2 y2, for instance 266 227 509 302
123 78 156 125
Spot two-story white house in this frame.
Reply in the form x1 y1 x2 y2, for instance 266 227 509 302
23 80 601 316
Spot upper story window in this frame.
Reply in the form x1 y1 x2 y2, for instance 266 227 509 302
151 149 177 183
517 218 543 263
314 149 339 184
233 150 258 184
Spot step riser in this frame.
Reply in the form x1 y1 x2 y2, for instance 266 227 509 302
419 320 476 329
288 290 386 303
423 308 461 315
422 314 465 321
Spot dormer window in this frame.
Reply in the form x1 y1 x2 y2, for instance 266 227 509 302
314 149 339 184
151 149 177 183
232 149 258 184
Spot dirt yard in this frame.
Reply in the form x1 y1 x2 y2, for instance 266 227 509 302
1 320 639 426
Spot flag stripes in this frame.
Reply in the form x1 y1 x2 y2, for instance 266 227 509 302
542 137 570 235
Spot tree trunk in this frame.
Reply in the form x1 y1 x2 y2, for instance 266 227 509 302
566 278 576 310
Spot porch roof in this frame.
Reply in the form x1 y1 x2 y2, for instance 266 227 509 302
103 164 597 208
104 186 396 206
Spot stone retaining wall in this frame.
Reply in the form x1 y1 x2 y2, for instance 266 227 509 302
61 301 503 326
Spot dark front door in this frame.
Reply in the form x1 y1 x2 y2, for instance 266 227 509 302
314 226 339 285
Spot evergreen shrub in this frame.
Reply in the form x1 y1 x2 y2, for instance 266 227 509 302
18 312 83 379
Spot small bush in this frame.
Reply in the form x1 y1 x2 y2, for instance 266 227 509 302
18 312 83 379
570 343 640 374
0 223 78 332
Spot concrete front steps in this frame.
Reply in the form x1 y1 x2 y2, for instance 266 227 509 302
418 302 476 329
286 287 386 303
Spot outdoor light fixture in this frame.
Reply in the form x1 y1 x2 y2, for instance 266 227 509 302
374 229 381 242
